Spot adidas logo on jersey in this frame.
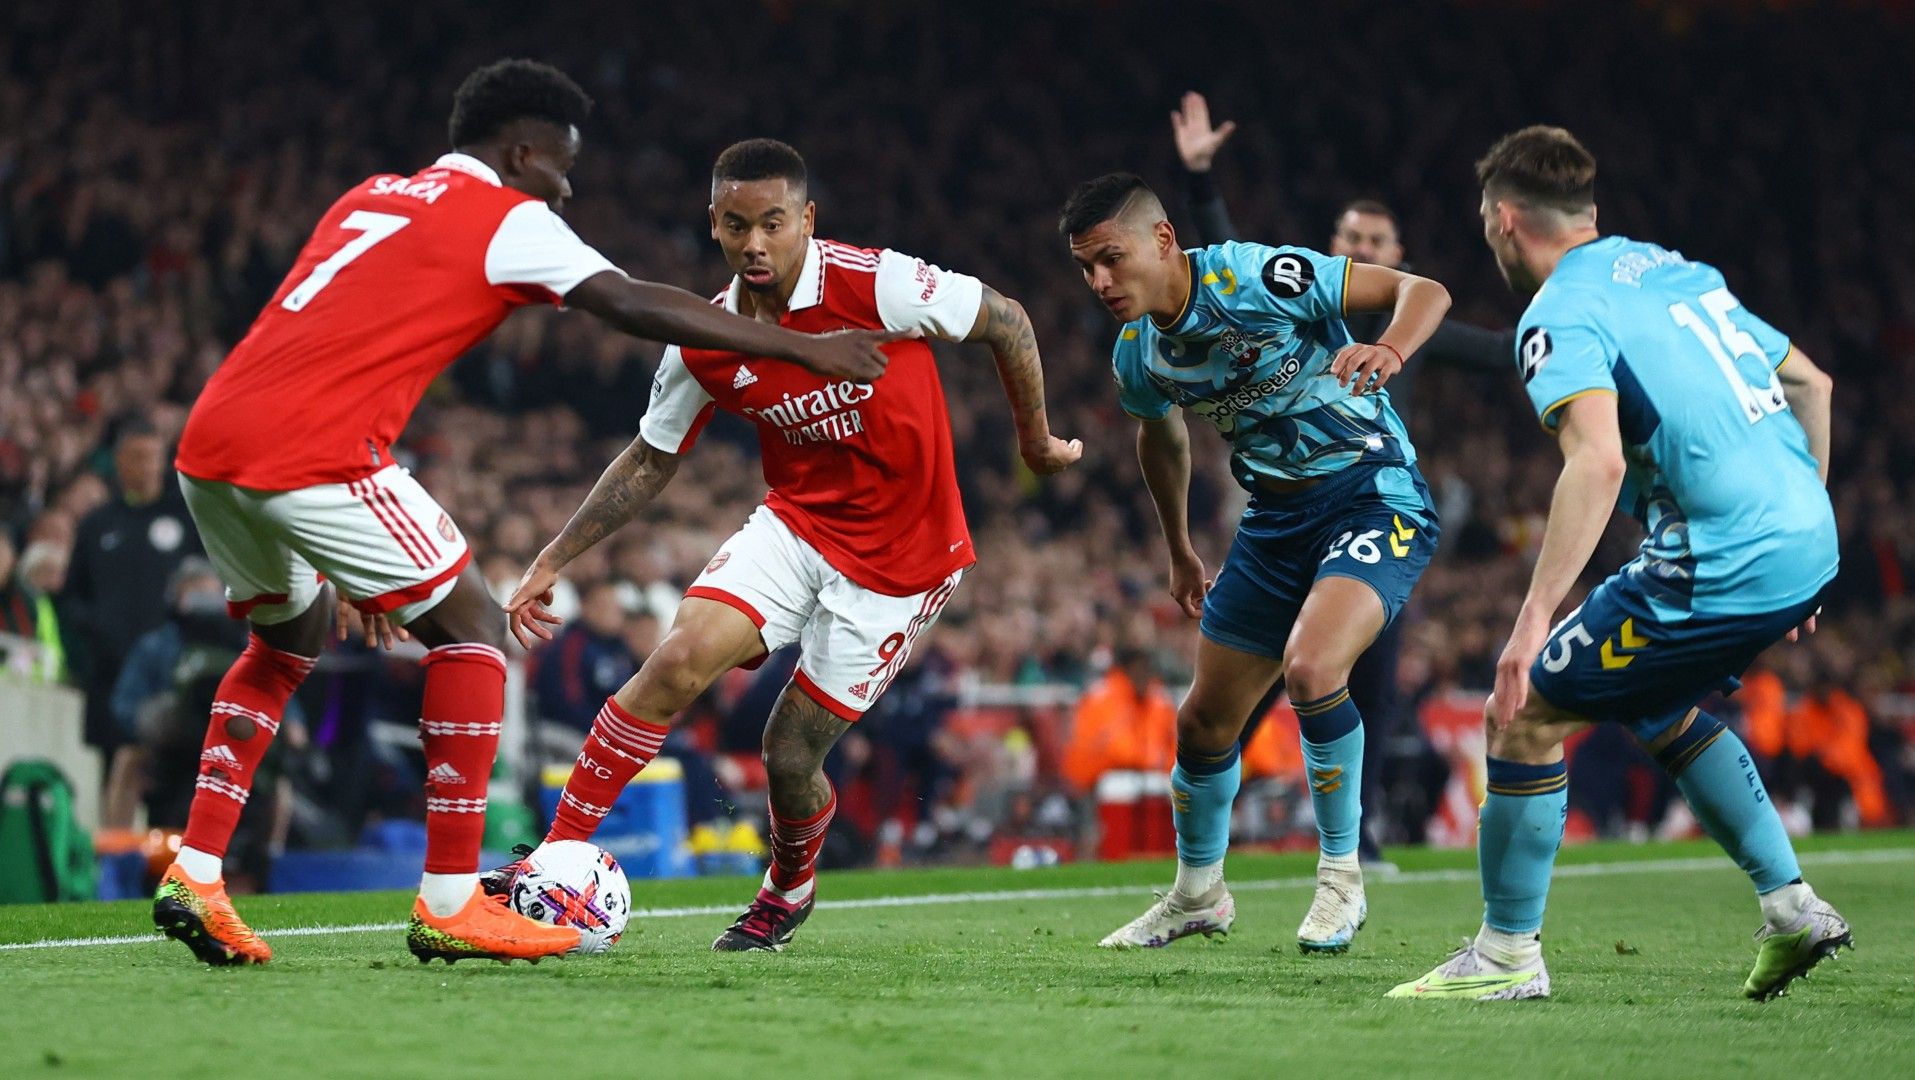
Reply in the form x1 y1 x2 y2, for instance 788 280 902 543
733 366 758 389
847 681 872 701
200 745 242 771
427 762 467 786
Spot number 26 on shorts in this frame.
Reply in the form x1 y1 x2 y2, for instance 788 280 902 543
1323 515 1419 565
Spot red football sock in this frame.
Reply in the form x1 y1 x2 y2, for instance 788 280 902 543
419 643 507 875
181 635 316 859
545 697 669 843
767 785 837 895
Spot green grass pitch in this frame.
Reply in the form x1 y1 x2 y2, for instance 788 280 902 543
4 832 1912 1079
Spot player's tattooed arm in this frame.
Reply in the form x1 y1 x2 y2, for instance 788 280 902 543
965 285 1083 475
505 438 681 647
546 439 681 567
1776 347 1834 483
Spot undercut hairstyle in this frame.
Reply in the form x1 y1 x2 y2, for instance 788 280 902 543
712 138 808 196
1058 172 1162 237
1475 126 1597 215
1339 199 1399 228
448 59 593 148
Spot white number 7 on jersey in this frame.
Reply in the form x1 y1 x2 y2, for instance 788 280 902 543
280 210 411 312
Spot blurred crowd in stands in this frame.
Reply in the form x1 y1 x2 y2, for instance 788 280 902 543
3 0 1911 870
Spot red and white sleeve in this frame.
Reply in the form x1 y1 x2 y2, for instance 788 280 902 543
638 346 717 454
484 201 621 305
872 249 985 340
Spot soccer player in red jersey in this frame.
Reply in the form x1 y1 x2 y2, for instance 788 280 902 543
491 139 1080 951
156 62 900 967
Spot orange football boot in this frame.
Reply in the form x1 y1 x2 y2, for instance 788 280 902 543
152 863 273 966
407 884 581 964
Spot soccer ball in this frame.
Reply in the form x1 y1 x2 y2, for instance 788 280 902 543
506 840 631 954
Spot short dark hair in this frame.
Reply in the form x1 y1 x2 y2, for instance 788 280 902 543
448 59 593 148
1058 172 1156 237
112 414 159 446
1475 126 1596 214
1338 199 1398 229
712 139 808 193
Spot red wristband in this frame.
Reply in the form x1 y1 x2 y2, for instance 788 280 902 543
1379 343 1405 366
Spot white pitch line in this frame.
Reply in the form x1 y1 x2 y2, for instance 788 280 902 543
4 846 1908 954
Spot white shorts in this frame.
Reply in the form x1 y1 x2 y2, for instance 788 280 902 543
179 464 470 626
686 506 965 721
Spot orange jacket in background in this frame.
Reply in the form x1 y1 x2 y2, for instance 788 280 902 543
1741 669 1788 760
1242 700 1304 780
1063 668 1177 792
1787 690 1892 827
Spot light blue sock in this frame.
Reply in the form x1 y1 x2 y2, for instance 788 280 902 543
1172 743 1241 867
1480 757 1569 934
1295 688 1364 858
1658 712 1802 894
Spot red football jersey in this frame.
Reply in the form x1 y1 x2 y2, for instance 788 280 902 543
640 239 984 596
177 154 617 490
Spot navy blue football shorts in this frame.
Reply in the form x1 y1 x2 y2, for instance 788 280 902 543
1201 462 1438 660
1529 570 1824 742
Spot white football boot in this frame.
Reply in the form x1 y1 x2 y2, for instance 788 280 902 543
1098 885 1236 949
1296 862 1366 953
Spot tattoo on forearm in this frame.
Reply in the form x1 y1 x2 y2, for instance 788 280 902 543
548 441 678 565
975 287 1048 443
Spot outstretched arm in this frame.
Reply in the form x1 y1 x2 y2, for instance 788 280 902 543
1331 263 1453 394
1419 321 1516 374
963 285 1081 474
1491 393 1626 728
1776 346 1833 483
1171 90 1241 245
565 271 901 382
505 437 682 647
1137 415 1210 619
542 438 681 569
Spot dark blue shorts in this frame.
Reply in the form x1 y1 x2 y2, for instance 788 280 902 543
1201 463 1438 660
1529 570 1824 742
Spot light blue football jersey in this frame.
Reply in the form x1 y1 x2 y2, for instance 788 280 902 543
1111 242 1423 511
1518 235 1837 617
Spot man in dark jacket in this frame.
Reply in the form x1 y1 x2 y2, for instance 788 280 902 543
65 417 202 757
532 580 640 729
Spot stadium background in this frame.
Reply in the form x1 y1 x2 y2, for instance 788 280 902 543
3 0 1912 896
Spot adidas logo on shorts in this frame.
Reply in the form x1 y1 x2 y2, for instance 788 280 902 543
847 681 872 701
733 366 758 389
427 762 466 785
